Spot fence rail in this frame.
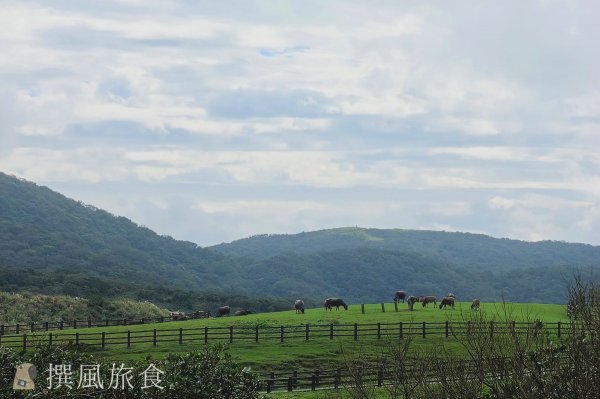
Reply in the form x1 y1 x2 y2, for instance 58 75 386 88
0 321 568 352
257 354 571 393
0 312 210 336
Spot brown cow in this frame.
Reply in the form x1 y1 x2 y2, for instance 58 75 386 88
439 296 455 309
421 296 437 308
323 298 348 311
393 291 407 304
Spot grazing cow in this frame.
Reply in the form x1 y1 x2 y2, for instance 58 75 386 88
217 306 231 317
447 293 456 299
323 298 348 311
393 291 407 304
170 311 189 321
407 296 418 311
294 300 305 314
234 310 252 316
421 296 437 308
471 299 481 310
439 296 455 309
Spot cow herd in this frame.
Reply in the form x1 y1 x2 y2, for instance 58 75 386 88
288 291 481 314
192 292 481 318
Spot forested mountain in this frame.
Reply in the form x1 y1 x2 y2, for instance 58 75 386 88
1 171 598 307
0 172 285 312
212 227 599 271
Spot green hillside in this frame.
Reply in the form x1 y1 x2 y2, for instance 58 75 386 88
212 226 599 270
1 172 598 308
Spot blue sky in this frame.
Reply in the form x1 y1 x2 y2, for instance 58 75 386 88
1 0 599 245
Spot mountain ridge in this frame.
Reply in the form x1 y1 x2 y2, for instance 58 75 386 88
1 171 598 305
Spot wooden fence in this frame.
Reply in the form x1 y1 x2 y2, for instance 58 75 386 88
0 312 210 336
0 321 568 352
257 354 571 393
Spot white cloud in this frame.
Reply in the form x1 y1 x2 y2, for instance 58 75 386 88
1 0 599 245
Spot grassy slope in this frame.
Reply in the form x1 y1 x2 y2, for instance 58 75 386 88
16 302 567 370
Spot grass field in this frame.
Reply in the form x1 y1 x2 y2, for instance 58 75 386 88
8 301 568 372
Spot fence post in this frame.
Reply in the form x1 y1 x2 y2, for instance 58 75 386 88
155 329 159 346
73 319 77 329
204 326 208 343
490 321 494 337
305 324 310 341
330 323 334 340
88 319 92 328
293 370 298 389
377 322 381 339
280 326 284 343
178 328 183 345
315 369 320 388
75 332 79 346
445 321 449 338
311 374 316 391
127 331 131 348
558 321 561 338
511 320 516 335
45 322 49 331
467 320 471 335
123 319 127 326
394 301 398 312
0 325 3 335
105 320 109 327
381 303 385 313
48 333 53 347
422 321 426 338
255 326 259 343
31 322 35 333
287 376 293 391
266 379 272 393
22 334 27 351
101 332 105 348
16 324 20 334
354 323 358 340
335 369 341 389
60 321 63 330
141 318 145 325
378 366 384 387
229 326 233 343
399 322 403 339
361 304 365 314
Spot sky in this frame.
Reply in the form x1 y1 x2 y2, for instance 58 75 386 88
0 0 599 246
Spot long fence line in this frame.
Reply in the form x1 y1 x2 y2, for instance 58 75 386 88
257 355 572 393
0 312 210 336
258 359 480 393
0 301 560 336
0 302 454 336
0 321 568 352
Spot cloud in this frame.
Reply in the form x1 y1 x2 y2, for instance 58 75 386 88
1 0 599 245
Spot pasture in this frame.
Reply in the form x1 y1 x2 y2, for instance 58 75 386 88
3 301 568 373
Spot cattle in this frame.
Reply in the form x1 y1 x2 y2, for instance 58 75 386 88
421 296 437 308
407 296 418 311
471 299 481 310
439 296 455 309
323 298 348 311
217 306 231 317
170 311 189 321
393 291 407 304
294 299 305 314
